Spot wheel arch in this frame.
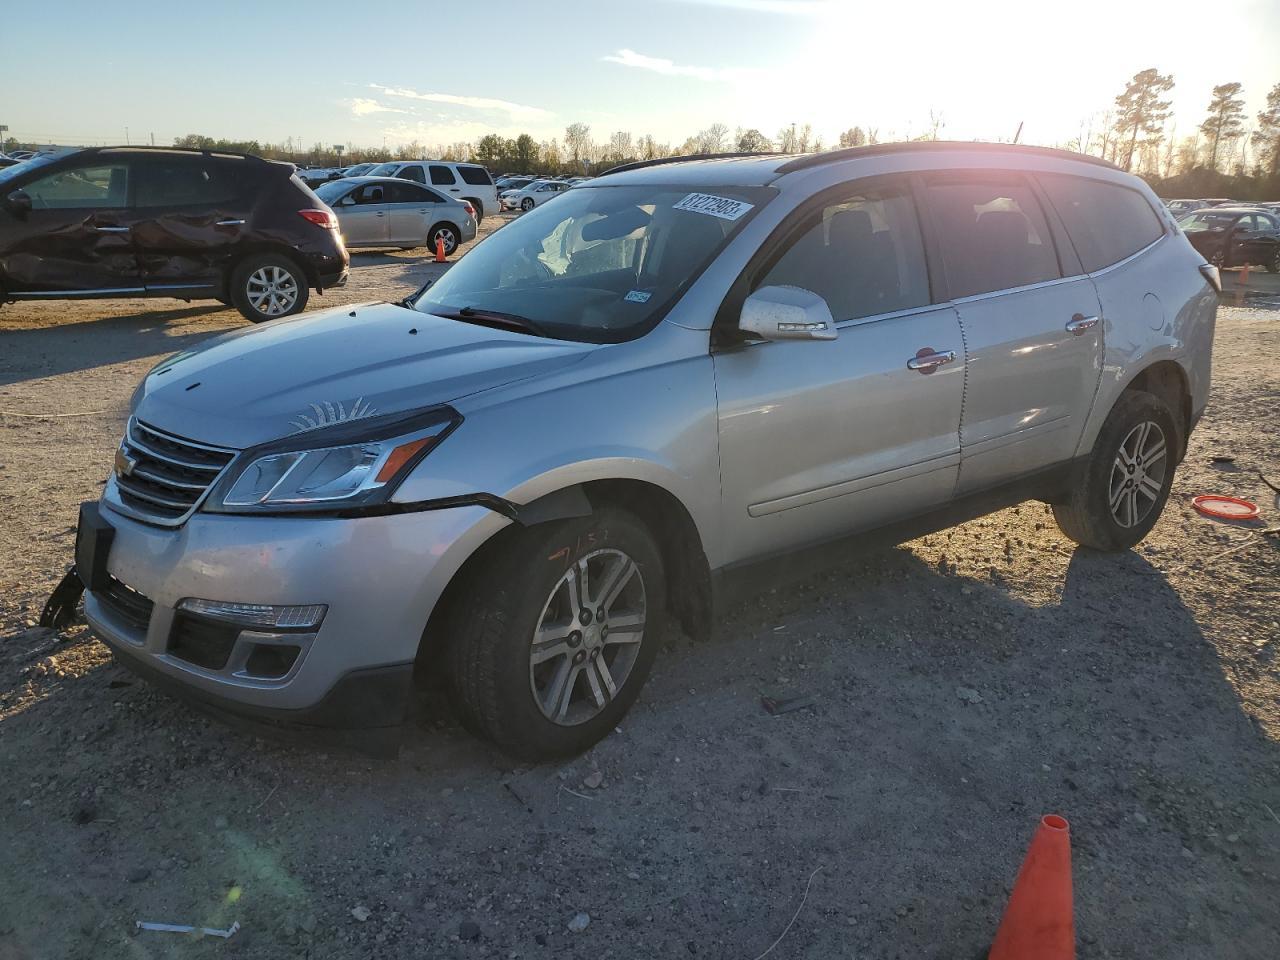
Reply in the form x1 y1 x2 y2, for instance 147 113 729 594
1118 359 1193 461
414 478 712 678
224 242 317 294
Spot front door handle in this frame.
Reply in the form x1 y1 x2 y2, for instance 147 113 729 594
906 348 956 374
93 225 130 233
375 212 385 217
1066 314 1100 335
215 219 245 227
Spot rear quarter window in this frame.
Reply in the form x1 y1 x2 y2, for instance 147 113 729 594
458 165 492 186
1039 175 1165 273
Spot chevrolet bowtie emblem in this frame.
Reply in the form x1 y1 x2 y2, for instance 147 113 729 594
114 447 137 478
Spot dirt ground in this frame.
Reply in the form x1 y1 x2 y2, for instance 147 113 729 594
1 222 1278 959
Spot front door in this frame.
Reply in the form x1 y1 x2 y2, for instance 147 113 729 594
338 183 391 246
0 157 141 294
714 178 966 565
131 154 250 293
429 164 462 199
920 173 1103 493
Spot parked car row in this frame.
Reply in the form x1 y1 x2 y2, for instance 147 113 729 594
1176 206 1280 271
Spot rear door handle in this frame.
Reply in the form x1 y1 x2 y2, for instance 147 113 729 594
906 348 956 374
215 219 245 226
94 225 130 233
1066 314 1100 335
375 212 385 217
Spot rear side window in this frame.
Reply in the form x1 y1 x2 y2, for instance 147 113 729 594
135 159 244 207
1040 175 1164 273
759 182 931 321
429 165 456 186
458 165 492 186
385 182 440 203
925 177 1060 298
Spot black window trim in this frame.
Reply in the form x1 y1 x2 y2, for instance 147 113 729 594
711 173 940 348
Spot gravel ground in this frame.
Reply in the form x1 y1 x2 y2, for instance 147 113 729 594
1 229 1278 958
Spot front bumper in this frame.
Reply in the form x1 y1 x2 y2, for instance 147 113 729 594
84 500 507 726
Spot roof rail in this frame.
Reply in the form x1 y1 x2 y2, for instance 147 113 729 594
602 151 783 177
78 145 273 162
775 140 1118 174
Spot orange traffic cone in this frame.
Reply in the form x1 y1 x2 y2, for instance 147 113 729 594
434 235 447 263
989 814 1075 960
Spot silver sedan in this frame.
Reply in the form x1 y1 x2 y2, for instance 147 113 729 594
314 176 477 253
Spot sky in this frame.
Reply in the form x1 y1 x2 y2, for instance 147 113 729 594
3 0 1278 153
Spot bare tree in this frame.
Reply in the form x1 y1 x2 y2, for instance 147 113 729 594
735 128 773 152
564 123 592 171
1200 82 1246 171
607 130 634 163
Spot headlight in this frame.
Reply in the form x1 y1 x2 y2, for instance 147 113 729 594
207 406 460 514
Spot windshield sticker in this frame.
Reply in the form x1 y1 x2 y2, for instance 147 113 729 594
624 290 652 303
673 193 754 221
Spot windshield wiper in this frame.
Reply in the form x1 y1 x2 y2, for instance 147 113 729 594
432 306 550 338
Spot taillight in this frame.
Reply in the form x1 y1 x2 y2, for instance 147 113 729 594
1199 263 1222 293
298 208 338 230
463 202 476 218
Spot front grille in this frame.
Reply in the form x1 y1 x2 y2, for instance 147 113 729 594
113 419 236 524
96 576 154 633
169 612 239 671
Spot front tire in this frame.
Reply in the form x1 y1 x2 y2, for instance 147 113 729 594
230 254 308 323
444 508 666 760
520 197 534 212
1052 390 1180 551
1266 248 1280 274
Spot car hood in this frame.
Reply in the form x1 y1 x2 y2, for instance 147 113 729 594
132 301 597 449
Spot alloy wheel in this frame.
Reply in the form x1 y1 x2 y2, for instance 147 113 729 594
529 548 646 726
246 266 299 317
1108 420 1168 528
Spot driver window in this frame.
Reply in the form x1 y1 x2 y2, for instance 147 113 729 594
23 163 130 210
759 183 930 321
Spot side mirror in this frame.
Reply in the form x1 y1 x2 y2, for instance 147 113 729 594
5 190 32 217
739 285 837 341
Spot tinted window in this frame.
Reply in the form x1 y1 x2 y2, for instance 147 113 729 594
458 165 492 186
1040 175 1165 273
385 182 438 203
760 183 930 321
22 162 129 209
429 165 456 185
925 177 1059 297
353 184 387 204
397 164 426 184
135 159 243 207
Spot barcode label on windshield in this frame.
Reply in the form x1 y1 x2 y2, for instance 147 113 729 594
673 193 754 221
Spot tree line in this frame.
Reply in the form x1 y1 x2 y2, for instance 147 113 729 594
5 71 1277 198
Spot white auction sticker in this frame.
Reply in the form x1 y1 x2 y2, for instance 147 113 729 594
673 193 754 221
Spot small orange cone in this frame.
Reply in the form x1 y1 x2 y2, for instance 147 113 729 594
434 235 447 262
989 814 1075 960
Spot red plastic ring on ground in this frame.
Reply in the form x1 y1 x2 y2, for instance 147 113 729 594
1191 495 1261 520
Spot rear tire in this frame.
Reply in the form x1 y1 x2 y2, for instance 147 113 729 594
464 198 484 222
1267 249 1280 274
429 223 461 255
230 254 309 323
1052 390 1180 551
443 508 666 760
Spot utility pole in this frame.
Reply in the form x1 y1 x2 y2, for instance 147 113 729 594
125 126 130 145
150 132 155 146
1013 121 1024 144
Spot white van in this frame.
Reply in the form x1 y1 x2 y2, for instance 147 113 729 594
365 161 497 221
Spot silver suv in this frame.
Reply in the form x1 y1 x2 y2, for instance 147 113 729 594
80 144 1217 759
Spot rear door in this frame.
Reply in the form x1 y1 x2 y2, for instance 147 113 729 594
1244 212 1280 266
338 183 391 245
131 155 252 293
386 182 448 244
713 177 966 563
921 173 1103 493
429 164 462 199
0 157 142 294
